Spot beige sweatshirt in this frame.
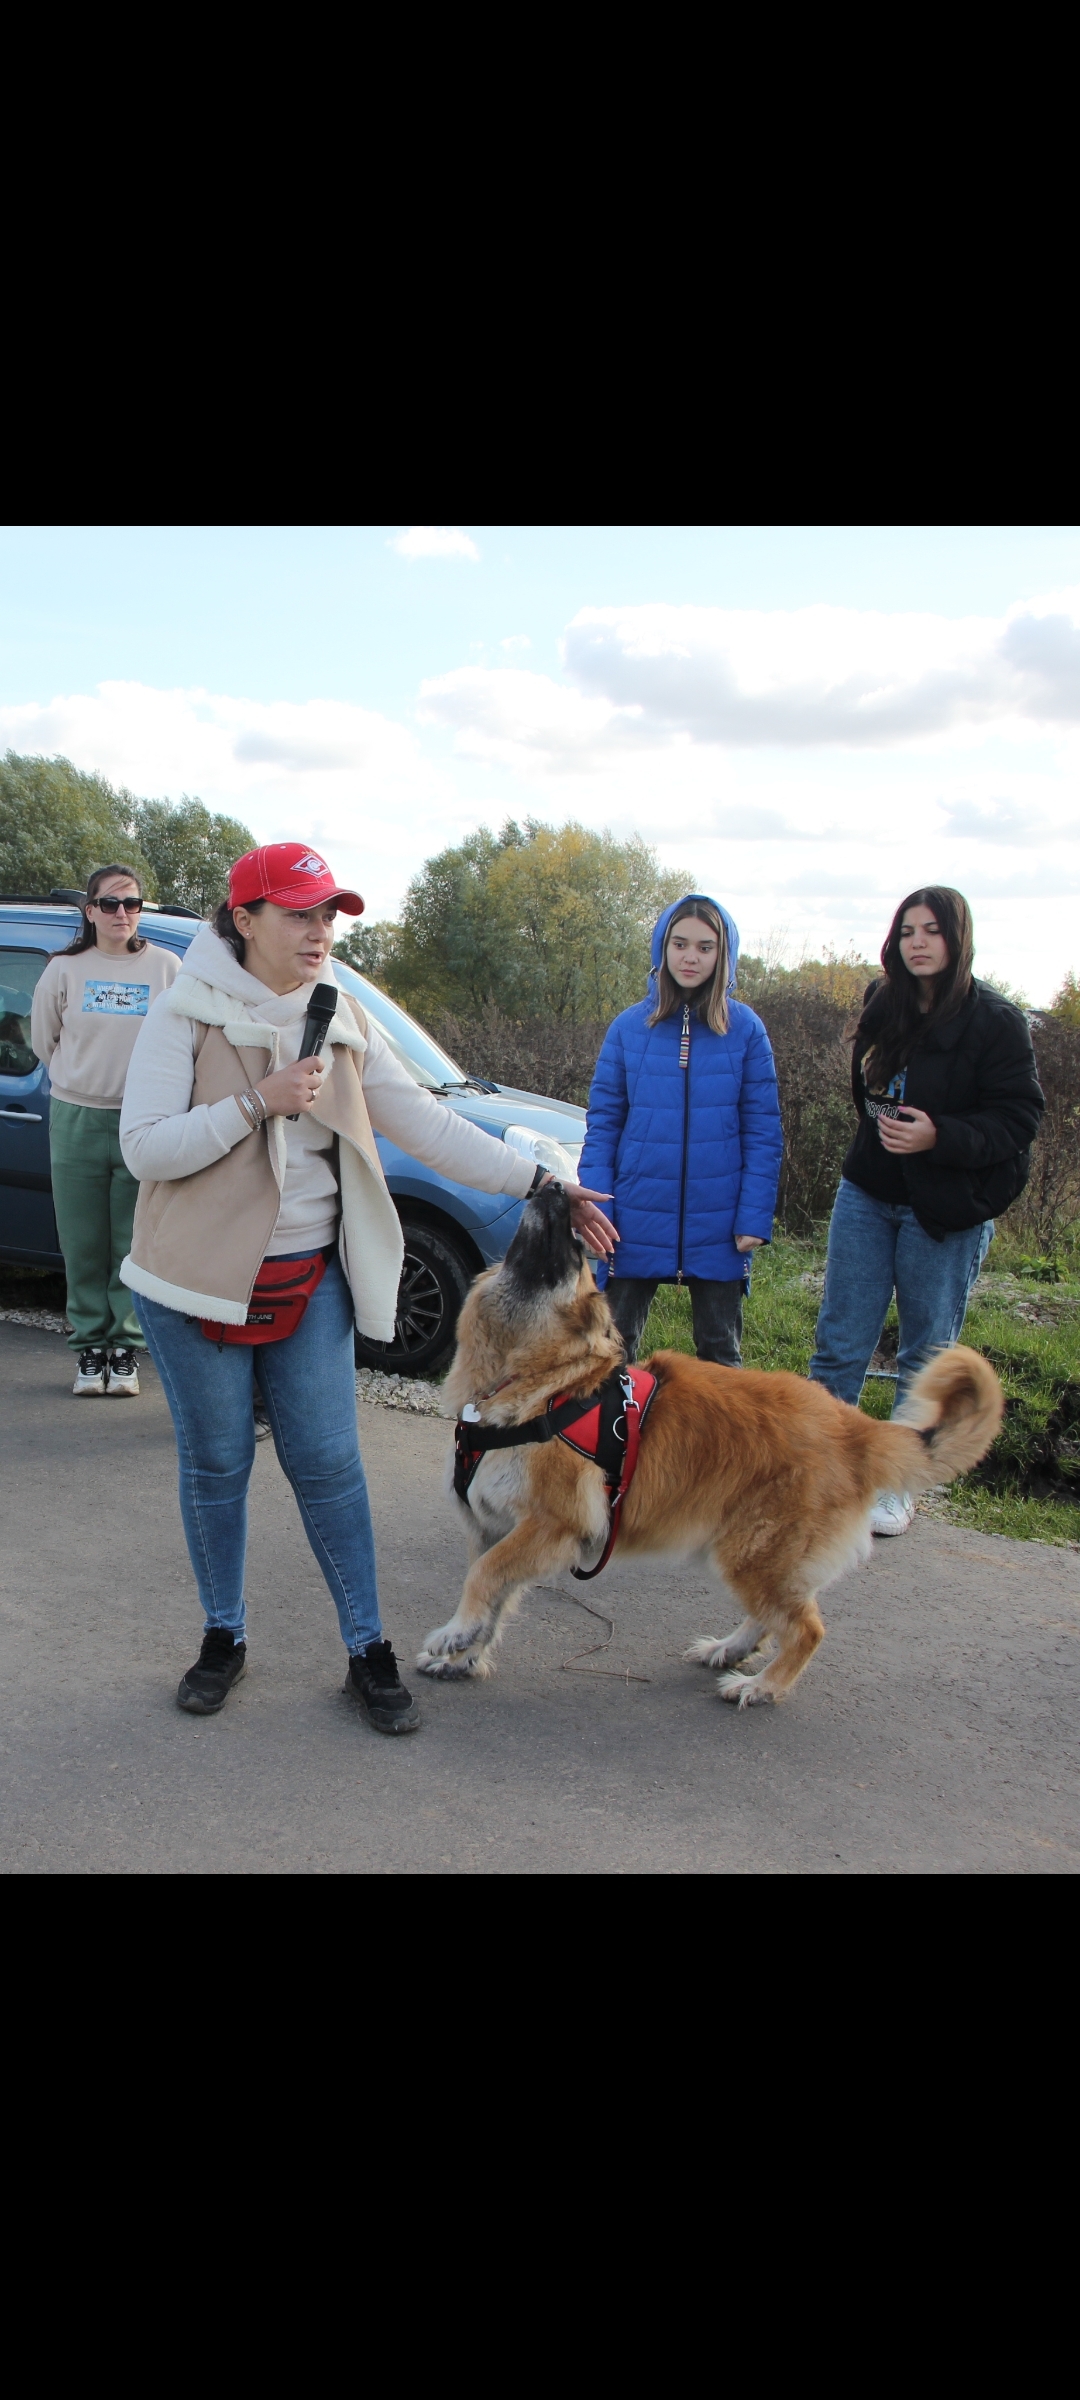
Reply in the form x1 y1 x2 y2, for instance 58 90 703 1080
31 943 179 1109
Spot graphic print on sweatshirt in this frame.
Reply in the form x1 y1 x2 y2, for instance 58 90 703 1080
862 1060 908 1123
81 980 152 1016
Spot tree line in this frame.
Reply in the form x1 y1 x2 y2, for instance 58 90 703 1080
1 751 254 915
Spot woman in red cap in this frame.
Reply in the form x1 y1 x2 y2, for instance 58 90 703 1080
119 843 616 1733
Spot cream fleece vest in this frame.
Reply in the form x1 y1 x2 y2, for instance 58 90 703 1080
121 979 405 1337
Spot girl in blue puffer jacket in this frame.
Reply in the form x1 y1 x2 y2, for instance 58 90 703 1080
578 895 783 1367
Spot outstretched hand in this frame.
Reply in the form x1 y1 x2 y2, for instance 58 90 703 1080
556 1180 618 1257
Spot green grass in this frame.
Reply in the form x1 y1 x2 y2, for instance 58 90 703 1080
637 1234 1080 1547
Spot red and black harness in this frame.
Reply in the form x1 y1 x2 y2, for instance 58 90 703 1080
453 1366 658 1581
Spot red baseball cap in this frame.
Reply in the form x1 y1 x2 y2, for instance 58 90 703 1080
227 842 364 916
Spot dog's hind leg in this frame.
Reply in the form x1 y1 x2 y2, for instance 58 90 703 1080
714 1582 825 1708
418 1516 580 1680
684 1618 765 1674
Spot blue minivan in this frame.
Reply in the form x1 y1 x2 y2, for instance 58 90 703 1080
0 895 586 1374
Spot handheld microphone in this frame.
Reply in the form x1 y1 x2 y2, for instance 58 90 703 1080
286 982 338 1119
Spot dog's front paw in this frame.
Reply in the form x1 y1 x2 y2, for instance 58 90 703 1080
417 1619 494 1681
716 1670 775 1709
416 1646 481 1680
421 1617 482 1658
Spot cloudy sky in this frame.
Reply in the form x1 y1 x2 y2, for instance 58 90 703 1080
3 523 1079 1001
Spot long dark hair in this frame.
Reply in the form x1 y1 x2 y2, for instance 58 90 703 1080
63 864 147 956
213 896 266 963
858 886 974 1088
648 899 731 1035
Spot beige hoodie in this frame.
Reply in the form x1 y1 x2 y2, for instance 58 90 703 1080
31 942 179 1108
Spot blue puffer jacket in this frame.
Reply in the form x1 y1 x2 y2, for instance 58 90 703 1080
578 896 783 1284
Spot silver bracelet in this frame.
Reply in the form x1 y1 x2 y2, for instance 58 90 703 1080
237 1088 266 1134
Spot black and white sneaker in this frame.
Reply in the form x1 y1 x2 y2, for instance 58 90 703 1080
177 1628 248 1714
72 1346 109 1396
346 1640 420 1733
106 1347 140 1396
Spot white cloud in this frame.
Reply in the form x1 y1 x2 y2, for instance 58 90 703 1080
938 795 1080 845
500 634 531 652
563 596 1080 746
419 664 626 771
420 591 1080 764
388 526 480 561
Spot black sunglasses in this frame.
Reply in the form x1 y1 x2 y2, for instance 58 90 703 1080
93 894 143 915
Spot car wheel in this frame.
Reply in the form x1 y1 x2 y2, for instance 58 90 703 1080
354 1223 473 1379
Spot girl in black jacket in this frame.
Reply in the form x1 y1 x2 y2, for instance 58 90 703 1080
808 886 1044 1534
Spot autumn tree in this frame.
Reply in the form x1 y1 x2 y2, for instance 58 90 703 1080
336 818 694 1022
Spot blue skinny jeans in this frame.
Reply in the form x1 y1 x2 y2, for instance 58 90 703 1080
808 1176 993 1412
136 1253 381 1653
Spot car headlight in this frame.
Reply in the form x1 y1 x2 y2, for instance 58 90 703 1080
503 1124 582 1182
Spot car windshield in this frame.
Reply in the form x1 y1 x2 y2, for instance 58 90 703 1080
332 961 471 1090
0 948 49 1077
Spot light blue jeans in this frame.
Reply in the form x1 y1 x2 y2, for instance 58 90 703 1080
808 1177 993 1412
137 1254 381 1653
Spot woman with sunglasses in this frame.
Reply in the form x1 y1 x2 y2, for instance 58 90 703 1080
30 864 178 1395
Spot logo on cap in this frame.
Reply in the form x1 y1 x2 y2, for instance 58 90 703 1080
294 853 327 876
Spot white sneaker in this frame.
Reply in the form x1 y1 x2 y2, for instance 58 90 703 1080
106 1348 140 1396
73 1347 109 1395
870 1490 916 1536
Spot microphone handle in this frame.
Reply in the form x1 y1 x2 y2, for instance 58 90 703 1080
287 1018 333 1119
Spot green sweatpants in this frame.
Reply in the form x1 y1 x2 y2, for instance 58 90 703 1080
49 1098 144 1351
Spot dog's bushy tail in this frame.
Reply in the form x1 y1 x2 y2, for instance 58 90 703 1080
868 1345 1004 1494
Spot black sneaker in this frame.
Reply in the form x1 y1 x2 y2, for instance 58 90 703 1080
177 1628 247 1714
106 1347 140 1397
346 1639 420 1734
72 1346 109 1395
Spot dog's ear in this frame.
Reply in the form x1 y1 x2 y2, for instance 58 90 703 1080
574 1287 619 1339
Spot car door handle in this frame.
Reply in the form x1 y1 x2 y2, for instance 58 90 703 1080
0 1109 43 1120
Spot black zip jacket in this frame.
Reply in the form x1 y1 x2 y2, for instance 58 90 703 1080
843 979 1045 1240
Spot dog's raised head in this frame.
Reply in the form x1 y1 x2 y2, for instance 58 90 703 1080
446 1182 624 1421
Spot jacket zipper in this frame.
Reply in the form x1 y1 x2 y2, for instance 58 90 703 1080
677 1004 690 1283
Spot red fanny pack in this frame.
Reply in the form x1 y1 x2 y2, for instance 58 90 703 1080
200 1250 329 1346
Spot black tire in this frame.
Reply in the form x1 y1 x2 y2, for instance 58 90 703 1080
354 1222 473 1379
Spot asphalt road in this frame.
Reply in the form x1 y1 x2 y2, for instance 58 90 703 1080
3 1320 1079 1874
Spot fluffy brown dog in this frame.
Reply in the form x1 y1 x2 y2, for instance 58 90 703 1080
418 1185 1004 1704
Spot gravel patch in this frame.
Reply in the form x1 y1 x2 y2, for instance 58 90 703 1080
355 1367 448 1417
0 1307 71 1333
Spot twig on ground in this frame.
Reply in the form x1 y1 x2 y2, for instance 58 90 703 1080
535 1583 650 1683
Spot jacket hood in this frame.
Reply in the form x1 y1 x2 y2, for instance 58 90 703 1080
176 923 344 1014
650 895 740 995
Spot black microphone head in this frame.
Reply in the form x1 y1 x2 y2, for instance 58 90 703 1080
308 982 338 1027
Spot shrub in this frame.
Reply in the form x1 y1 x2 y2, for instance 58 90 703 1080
432 1004 607 1108
1009 1013 1080 1254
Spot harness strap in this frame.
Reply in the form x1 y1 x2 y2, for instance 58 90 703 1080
454 1367 658 1580
571 1369 656 1580
452 1389 606 1499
